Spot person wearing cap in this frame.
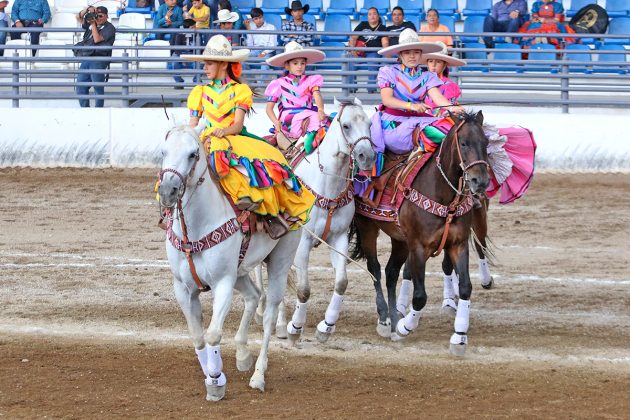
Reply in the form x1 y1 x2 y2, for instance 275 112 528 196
370 29 463 171
280 1 314 48
214 8 239 46
264 42 326 154
420 42 466 116
0 0 9 56
181 35 315 229
154 0 184 41
75 5 116 108
9 0 51 55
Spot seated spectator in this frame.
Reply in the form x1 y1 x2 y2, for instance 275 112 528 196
0 0 8 56
418 9 453 47
214 8 239 46
483 0 527 48
170 18 198 88
387 6 417 46
281 1 314 47
217 0 242 30
244 7 277 82
154 0 184 41
518 0 576 48
9 0 51 56
348 7 389 93
185 0 209 44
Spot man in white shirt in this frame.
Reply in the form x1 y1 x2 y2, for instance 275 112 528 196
243 7 276 83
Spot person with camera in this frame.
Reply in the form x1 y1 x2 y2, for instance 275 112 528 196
75 6 115 108
9 0 51 56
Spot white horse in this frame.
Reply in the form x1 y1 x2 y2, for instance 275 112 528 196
255 98 376 344
158 124 301 401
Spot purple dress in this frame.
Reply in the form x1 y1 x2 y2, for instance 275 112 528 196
370 64 443 155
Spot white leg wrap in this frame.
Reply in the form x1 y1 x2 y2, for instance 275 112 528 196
205 372 227 387
443 274 455 300
450 332 468 346
397 279 413 314
396 309 422 336
454 299 470 333
206 345 223 377
288 301 308 334
324 292 343 325
479 258 491 285
451 270 460 298
195 345 210 377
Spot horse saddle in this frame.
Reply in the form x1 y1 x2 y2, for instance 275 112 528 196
361 152 409 208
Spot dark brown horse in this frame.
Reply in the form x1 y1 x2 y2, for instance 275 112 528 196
350 111 490 356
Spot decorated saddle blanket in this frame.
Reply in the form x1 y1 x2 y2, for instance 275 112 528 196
263 115 334 166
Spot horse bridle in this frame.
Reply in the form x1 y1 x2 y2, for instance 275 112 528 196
435 117 489 196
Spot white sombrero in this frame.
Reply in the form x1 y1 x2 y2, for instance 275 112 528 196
181 35 250 62
266 41 325 67
213 8 239 23
378 28 443 57
420 42 467 67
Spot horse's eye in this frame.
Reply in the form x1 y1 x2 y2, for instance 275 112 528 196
342 124 350 130
460 142 468 148
189 152 196 159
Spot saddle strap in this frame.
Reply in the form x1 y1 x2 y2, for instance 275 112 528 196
304 181 354 244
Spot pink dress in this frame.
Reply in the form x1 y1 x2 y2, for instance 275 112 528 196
425 75 461 114
265 72 323 138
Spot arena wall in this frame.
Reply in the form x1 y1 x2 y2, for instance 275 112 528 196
1 106 629 171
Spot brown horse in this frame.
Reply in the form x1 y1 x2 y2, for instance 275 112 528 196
350 111 490 356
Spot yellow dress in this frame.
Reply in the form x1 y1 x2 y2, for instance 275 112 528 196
188 78 314 225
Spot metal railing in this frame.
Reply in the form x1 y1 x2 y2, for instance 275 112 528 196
1 27 629 112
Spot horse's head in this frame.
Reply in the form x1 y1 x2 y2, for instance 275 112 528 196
158 122 205 208
451 111 490 195
333 97 376 171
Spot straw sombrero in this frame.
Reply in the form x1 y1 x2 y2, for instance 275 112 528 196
378 28 443 57
181 35 250 62
266 41 325 67
420 42 467 67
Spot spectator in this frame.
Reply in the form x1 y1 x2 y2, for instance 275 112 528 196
348 7 389 93
214 8 239 46
418 9 453 47
9 0 51 56
170 18 197 88
217 0 242 30
281 1 314 47
185 0 209 44
482 0 527 48
75 6 116 108
517 0 575 48
0 0 8 56
154 0 184 41
387 6 417 46
244 8 277 82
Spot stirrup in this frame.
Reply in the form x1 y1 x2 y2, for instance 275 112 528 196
263 216 290 240
236 198 261 211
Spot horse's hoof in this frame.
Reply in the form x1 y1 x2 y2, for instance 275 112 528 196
205 373 227 401
315 329 331 343
481 277 494 290
236 352 253 372
249 373 265 392
376 319 391 338
390 332 405 342
275 323 288 339
287 332 301 346
449 343 467 357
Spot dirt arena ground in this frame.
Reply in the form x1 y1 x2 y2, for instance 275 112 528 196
1 168 629 418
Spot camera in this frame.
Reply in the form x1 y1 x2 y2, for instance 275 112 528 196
83 11 97 23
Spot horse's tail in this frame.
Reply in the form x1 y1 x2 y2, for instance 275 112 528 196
348 218 366 261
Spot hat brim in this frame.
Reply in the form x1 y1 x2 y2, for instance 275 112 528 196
213 12 239 23
181 49 250 62
266 49 325 67
378 42 443 57
420 52 466 67
284 4 309 14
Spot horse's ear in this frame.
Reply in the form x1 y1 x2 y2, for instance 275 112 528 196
475 111 484 125
353 97 362 106
193 118 206 136
333 96 340 107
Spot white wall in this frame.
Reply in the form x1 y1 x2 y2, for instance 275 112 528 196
1 105 629 171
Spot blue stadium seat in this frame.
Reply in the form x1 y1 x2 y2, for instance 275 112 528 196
118 0 152 15
605 0 630 17
566 0 592 18
461 42 488 71
462 0 492 17
397 0 425 20
322 14 351 42
594 44 627 74
491 43 523 72
565 43 593 73
261 0 287 15
439 14 456 32
307 0 323 15
460 15 485 43
326 1 357 19
526 43 558 73
231 0 256 12
359 0 391 18
430 0 460 19
264 13 283 47
316 41 346 70
604 17 630 44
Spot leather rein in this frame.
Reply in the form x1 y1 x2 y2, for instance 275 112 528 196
405 118 489 257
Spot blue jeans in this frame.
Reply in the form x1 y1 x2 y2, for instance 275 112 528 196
483 16 524 48
76 60 109 107
0 20 7 56
348 51 379 93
